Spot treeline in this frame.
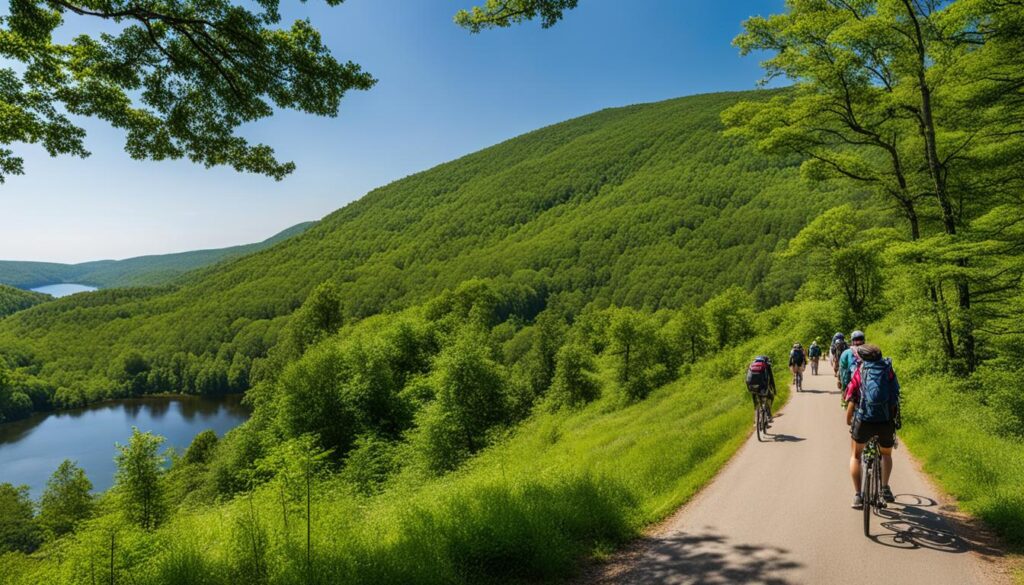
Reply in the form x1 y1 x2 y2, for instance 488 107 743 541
0 90 847 423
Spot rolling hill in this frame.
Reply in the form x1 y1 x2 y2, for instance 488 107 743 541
0 90 845 412
0 285 49 319
0 221 316 290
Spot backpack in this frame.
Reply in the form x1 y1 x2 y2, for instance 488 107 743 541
790 349 805 365
746 359 769 391
856 358 897 423
808 345 821 358
832 340 848 357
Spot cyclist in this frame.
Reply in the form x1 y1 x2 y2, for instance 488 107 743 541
845 343 901 509
838 330 866 399
829 332 847 373
808 340 822 375
789 343 806 385
745 355 776 425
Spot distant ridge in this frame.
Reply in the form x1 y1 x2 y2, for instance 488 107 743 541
0 221 316 289
0 284 48 318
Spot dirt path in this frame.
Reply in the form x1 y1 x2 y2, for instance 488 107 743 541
586 367 1009 584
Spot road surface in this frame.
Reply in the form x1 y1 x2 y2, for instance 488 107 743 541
589 367 1005 584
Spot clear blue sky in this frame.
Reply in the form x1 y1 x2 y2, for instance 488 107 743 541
1 0 783 263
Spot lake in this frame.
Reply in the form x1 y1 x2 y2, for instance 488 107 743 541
0 394 250 498
31 283 99 297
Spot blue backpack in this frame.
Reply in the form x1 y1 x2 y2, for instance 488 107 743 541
856 358 898 423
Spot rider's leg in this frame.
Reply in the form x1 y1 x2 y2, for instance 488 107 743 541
850 440 865 492
880 446 894 487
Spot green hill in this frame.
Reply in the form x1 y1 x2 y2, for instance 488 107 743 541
0 221 315 290
0 90 845 416
0 285 49 319
1 89 1022 585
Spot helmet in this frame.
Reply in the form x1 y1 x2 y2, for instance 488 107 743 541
834 332 845 340
792 342 802 348
851 330 865 342
810 340 819 346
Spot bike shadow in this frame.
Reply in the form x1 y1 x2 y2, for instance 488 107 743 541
797 389 841 395
768 433 806 442
869 494 968 553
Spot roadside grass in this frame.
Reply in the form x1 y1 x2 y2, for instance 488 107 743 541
870 321 1024 554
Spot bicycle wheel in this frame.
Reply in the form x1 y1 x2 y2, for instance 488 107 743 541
756 404 765 442
862 454 872 536
874 457 885 509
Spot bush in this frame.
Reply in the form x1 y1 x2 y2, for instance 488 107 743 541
548 343 600 409
0 484 41 553
341 435 400 495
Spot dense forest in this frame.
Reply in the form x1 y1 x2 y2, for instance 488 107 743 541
0 222 314 290
1 1 1023 582
0 286 48 320
0 91 848 422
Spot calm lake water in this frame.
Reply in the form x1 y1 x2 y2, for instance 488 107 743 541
0 394 250 498
30 283 98 297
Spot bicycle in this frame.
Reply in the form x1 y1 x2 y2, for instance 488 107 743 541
810 356 819 375
794 369 803 392
860 434 887 536
754 392 771 442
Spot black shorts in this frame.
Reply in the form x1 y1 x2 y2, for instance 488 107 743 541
851 419 896 448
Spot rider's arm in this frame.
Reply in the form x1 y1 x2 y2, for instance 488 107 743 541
844 367 861 403
846 400 856 426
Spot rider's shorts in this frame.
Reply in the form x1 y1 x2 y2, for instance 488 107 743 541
747 382 770 395
850 419 896 448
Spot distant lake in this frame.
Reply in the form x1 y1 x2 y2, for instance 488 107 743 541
0 394 250 498
31 283 98 297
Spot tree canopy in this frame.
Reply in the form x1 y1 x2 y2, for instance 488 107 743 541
0 0 375 181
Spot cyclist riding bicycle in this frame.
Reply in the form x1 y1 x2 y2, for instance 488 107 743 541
829 332 847 373
789 342 806 376
745 355 776 424
808 340 822 374
845 343 901 509
838 330 866 398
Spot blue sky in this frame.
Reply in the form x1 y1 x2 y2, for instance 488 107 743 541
1 0 783 263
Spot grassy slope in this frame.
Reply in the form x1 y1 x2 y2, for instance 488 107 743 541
0 90 837 393
0 221 316 289
0 285 49 319
869 320 1024 552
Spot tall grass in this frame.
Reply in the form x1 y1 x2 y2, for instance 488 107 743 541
871 320 1024 552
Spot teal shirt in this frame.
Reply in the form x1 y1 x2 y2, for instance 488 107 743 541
839 347 858 388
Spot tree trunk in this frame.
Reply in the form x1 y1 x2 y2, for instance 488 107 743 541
904 0 976 370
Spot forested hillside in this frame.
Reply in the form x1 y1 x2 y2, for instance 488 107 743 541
0 285 48 319
1 79 1022 582
0 221 315 290
0 91 846 420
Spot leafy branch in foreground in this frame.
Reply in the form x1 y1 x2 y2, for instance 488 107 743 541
0 0 376 181
454 0 578 32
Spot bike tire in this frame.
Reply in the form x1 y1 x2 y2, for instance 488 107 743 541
862 456 872 537
874 457 884 510
756 406 765 442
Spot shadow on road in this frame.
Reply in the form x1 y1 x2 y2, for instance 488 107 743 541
796 388 841 395
869 494 968 553
604 530 802 584
769 433 805 443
